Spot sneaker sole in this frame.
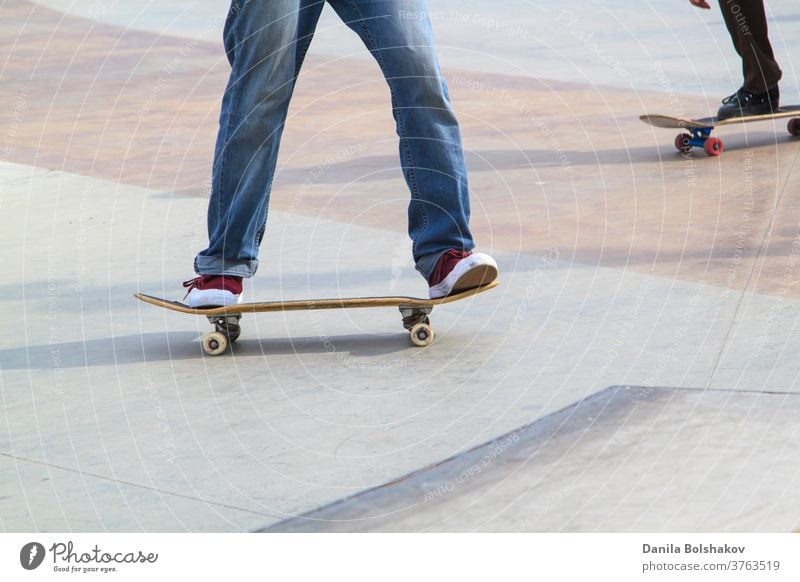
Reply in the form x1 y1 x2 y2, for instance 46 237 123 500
186 289 242 308
429 253 499 299
451 264 499 294
718 102 779 120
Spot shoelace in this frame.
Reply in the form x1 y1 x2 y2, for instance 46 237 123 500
182 276 205 300
722 88 751 105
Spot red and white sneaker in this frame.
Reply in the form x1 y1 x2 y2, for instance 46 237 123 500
182 275 243 308
427 250 498 299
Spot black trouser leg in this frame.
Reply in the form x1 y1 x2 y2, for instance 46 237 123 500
718 0 782 92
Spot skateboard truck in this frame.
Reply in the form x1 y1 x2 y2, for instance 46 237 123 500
674 127 724 157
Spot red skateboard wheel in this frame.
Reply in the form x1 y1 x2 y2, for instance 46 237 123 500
674 133 692 153
703 137 723 157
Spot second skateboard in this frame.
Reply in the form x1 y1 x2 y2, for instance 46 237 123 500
640 106 800 156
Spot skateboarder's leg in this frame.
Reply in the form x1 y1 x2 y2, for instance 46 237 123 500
718 0 781 92
327 0 476 281
195 0 325 278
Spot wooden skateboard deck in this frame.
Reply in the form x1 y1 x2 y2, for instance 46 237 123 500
640 106 800 156
134 280 499 355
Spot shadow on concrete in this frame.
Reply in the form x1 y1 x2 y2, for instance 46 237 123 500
261 385 800 532
1 332 411 369
1 332 199 369
272 136 797 185
260 384 641 532
227 334 412 358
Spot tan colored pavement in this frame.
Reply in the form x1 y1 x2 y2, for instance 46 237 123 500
3 0 800 295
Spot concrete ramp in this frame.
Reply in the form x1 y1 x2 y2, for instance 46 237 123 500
265 386 800 532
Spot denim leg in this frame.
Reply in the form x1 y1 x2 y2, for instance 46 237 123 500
195 0 326 277
326 0 474 280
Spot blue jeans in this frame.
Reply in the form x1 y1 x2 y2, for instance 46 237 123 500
195 0 475 280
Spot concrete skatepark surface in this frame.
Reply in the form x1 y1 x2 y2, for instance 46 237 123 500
2 0 800 532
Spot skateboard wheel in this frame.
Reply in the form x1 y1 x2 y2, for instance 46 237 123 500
674 133 692 153
409 323 434 347
788 118 800 136
202 331 229 356
703 137 723 157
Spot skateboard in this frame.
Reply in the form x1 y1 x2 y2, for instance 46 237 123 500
134 280 499 356
640 106 800 156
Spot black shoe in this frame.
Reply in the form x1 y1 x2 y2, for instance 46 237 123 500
717 86 780 120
